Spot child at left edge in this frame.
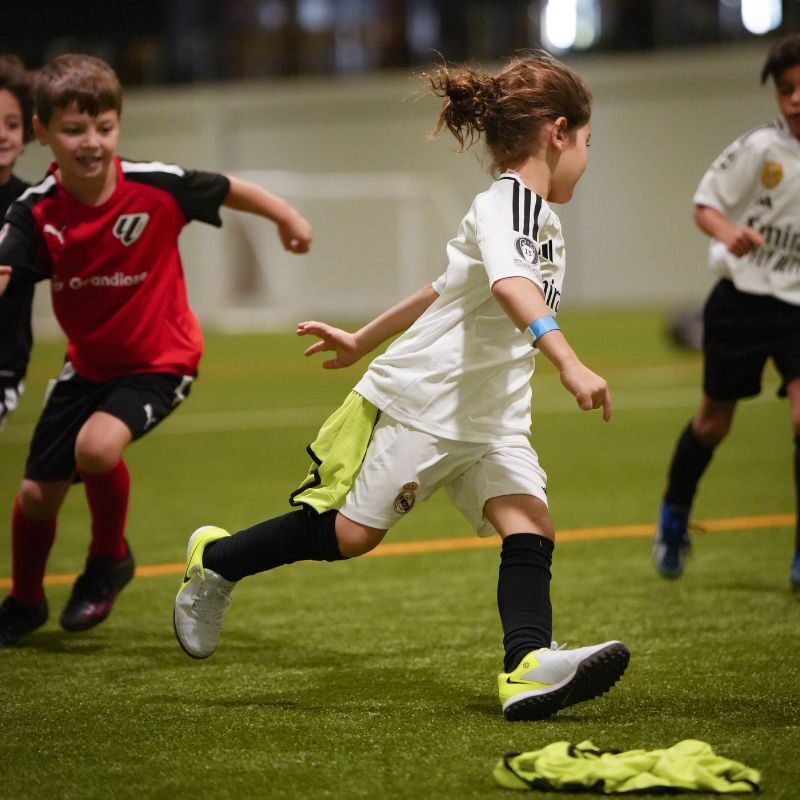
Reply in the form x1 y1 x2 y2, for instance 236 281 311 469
0 53 312 648
0 55 35 431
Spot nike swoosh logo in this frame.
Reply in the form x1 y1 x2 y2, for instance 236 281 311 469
186 542 203 575
182 545 202 586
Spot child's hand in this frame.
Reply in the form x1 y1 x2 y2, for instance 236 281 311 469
297 321 361 369
559 360 612 421
724 225 764 257
278 210 312 254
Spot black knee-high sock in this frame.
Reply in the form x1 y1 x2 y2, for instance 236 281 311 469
202 509 344 582
664 422 715 508
498 533 554 673
794 436 800 555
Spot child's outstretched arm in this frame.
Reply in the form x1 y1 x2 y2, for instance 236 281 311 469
297 283 439 369
693 204 764 257
222 175 312 253
492 276 612 421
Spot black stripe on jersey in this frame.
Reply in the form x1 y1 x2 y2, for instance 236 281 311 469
500 175 543 238
523 188 532 236
512 180 520 232
531 194 543 239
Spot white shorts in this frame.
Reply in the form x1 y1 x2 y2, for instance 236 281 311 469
340 413 548 536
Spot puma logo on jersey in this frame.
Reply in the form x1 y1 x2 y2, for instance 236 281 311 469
43 223 66 245
113 213 149 246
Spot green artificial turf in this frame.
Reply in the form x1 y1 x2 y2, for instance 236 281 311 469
0 310 797 799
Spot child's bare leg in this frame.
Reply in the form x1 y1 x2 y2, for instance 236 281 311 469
335 513 387 557
692 395 736 446
18 478 71 520
485 494 554 541
74 411 132 473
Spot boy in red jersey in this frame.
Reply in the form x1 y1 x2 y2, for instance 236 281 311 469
0 54 312 647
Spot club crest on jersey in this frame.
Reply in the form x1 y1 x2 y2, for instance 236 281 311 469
514 236 539 265
393 482 418 515
113 213 150 246
761 160 783 189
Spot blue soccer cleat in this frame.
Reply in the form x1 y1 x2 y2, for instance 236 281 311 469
652 503 691 578
790 553 800 593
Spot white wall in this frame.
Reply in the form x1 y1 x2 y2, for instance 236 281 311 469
17 41 775 332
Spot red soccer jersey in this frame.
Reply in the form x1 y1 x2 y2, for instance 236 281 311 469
0 157 230 382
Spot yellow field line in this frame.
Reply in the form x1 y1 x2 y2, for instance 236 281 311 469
0 512 792 590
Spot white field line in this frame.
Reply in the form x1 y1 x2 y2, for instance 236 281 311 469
1 389 780 444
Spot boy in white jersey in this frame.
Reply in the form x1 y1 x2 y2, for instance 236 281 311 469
654 34 800 590
173 53 630 721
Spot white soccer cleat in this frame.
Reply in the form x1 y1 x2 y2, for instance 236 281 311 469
173 526 235 659
499 640 630 721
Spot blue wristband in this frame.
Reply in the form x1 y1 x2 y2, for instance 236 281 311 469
527 315 560 346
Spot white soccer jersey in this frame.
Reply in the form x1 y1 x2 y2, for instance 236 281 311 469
355 171 566 443
694 116 800 305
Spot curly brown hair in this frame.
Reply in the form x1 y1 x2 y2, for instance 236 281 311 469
0 54 34 143
427 52 592 176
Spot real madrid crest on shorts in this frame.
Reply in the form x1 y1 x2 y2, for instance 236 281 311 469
393 482 418 515
761 160 783 189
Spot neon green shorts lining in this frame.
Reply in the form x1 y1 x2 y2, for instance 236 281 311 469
289 391 380 514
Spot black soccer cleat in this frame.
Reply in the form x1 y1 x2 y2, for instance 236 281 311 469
0 595 49 648
60 542 135 632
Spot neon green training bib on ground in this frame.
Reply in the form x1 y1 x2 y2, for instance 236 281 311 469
494 739 760 794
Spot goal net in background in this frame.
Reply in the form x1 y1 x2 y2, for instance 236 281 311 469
211 170 465 330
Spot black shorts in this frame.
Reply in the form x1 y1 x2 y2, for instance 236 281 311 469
25 361 195 482
703 279 800 401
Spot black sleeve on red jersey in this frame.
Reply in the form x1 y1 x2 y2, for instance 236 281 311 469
171 170 231 226
125 165 230 227
0 202 45 283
